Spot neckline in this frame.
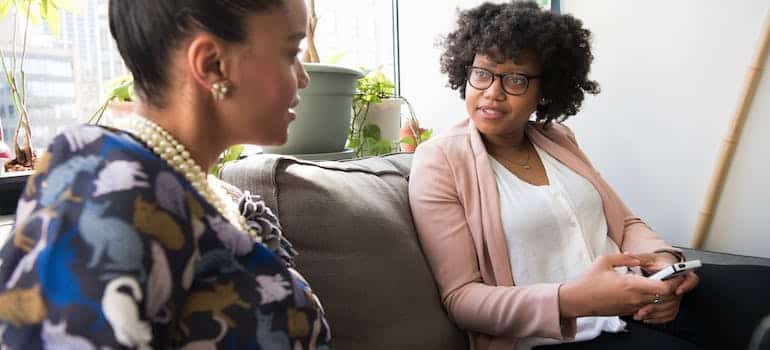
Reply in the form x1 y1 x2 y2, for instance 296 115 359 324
491 144 552 189
112 114 261 243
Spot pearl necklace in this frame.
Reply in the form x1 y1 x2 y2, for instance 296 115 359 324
118 114 260 242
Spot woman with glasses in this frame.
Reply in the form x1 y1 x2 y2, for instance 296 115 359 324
0 0 332 348
409 2 770 350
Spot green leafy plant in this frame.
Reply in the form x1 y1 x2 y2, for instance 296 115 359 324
211 144 244 177
398 97 432 152
87 74 135 125
0 0 78 170
347 67 397 157
399 126 432 149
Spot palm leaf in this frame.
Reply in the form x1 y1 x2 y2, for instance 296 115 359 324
16 0 42 26
51 0 80 14
44 1 61 37
39 0 48 19
0 0 13 20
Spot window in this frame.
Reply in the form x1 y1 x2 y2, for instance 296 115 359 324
1 0 128 152
0 0 398 154
535 0 556 11
304 0 396 80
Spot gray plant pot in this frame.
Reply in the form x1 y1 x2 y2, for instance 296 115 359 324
262 63 363 155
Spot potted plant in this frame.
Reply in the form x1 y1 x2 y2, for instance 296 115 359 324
87 74 137 125
398 98 432 153
347 67 400 157
347 68 432 156
349 71 433 155
261 0 362 155
1 0 76 173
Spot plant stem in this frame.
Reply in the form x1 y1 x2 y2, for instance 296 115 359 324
87 97 113 125
354 101 372 157
399 96 422 144
20 0 31 105
2 1 37 166
0 47 12 82
302 0 320 63
11 3 17 74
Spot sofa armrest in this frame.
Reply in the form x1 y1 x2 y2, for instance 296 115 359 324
678 247 770 267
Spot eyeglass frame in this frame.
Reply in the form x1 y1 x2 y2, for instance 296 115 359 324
465 66 542 96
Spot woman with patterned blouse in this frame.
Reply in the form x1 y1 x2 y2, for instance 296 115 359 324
0 0 332 348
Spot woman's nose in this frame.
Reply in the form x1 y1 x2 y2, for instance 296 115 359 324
483 77 506 100
297 61 310 89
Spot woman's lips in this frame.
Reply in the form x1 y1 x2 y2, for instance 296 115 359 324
287 108 297 121
288 96 300 122
477 106 506 120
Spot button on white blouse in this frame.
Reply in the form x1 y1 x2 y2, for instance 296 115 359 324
490 144 626 349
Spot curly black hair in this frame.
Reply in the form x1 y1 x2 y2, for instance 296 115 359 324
440 1 600 126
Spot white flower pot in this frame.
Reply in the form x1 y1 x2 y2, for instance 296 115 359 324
361 98 402 142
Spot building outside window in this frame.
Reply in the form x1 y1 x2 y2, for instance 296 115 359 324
0 0 397 156
0 0 126 154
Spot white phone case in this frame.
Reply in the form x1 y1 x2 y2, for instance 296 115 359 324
648 260 702 281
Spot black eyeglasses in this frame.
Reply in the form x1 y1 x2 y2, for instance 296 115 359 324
466 66 541 96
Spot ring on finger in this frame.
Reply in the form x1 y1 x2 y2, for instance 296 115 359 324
653 293 662 304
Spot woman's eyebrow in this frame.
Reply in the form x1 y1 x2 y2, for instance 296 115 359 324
288 32 306 41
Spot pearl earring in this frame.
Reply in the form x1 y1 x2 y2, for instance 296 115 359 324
211 80 233 101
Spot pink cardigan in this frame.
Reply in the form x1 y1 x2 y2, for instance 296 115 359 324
408 119 675 350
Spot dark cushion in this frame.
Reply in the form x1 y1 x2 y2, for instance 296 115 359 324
680 247 770 267
221 154 468 350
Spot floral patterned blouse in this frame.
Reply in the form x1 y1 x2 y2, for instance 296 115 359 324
0 125 332 349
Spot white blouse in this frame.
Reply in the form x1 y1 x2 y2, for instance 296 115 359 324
490 144 626 349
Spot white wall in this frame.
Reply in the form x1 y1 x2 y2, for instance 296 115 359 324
398 0 506 130
562 0 770 256
400 0 770 257
707 71 770 257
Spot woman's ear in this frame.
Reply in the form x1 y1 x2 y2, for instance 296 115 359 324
186 34 230 91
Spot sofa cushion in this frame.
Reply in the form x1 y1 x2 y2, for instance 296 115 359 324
221 154 468 350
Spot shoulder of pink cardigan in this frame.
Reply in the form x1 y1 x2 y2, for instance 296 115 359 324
530 122 678 255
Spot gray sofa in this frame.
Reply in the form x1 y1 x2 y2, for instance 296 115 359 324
221 152 770 350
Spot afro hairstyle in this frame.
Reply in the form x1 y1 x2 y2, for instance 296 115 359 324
439 1 600 126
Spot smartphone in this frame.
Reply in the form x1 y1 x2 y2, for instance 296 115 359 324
648 260 702 281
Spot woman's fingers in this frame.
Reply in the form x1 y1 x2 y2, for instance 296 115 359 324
663 275 685 293
634 304 654 319
595 254 641 269
643 300 679 324
676 271 700 295
643 312 678 324
634 253 665 272
634 297 676 318
626 274 670 296
634 298 680 323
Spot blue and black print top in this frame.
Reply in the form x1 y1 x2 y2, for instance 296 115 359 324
0 125 332 349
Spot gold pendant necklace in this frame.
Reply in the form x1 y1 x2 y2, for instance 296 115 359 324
117 114 260 242
495 144 532 170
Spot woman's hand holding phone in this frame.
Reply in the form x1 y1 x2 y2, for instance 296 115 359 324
559 254 672 318
631 254 701 323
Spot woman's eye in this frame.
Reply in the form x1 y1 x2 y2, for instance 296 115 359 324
473 70 490 80
506 75 527 86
